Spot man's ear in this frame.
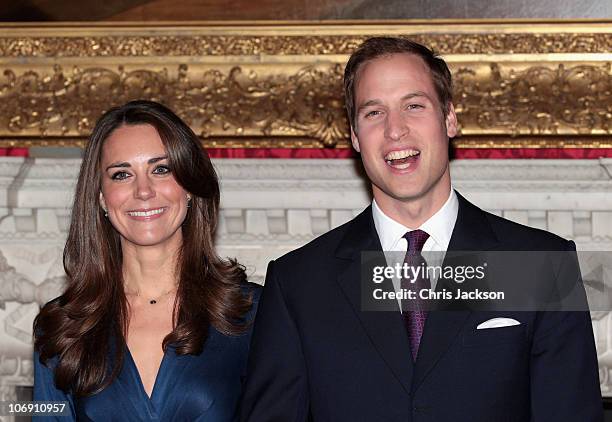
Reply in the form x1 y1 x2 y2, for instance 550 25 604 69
99 192 107 213
350 126 361 153
445 103 458 138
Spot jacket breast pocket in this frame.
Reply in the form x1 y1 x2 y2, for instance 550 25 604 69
462 324 527 347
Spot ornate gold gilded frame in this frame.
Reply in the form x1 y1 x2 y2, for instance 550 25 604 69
0 20 610 149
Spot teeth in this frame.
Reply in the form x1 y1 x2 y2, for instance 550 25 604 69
128 208 165 217
391 162 411 170
385 149 420 161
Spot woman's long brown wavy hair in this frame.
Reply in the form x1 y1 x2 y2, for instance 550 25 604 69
34 100 251 397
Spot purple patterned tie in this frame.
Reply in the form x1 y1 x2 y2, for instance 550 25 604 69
401 229 430 361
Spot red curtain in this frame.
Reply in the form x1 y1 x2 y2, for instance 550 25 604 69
0 148 29 157
205 148 356 159
205 147 612 159
6 147 612 160
453 148 612 159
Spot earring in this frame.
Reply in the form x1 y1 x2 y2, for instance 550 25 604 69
186 195 192 208
103 210 108 218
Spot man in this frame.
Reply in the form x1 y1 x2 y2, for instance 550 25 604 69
239 37 602 421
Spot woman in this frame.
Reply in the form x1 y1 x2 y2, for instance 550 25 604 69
33 100 257 420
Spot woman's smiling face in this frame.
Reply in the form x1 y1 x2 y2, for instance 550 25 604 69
99 124 189 249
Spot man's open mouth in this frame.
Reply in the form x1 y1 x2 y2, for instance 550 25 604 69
384 149 420 169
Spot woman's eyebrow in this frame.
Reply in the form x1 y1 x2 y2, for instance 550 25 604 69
105 155 168 171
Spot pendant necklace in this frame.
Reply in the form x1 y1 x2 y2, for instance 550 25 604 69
148 288 176 305
127 287 177 305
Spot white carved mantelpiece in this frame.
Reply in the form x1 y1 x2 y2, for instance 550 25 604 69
1 157 611 407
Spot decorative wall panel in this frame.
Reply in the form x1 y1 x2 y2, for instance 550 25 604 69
0 157 611 416
0 22 610 150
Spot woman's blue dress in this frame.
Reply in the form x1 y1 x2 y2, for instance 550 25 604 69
34 289 259 421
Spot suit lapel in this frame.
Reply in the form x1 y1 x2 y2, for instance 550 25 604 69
445 192 500 253
411 192 500 392
335 207 414 395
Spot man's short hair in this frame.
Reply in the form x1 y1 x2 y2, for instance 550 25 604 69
343 37 453 130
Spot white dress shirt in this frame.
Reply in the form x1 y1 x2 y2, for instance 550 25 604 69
372 189 459 309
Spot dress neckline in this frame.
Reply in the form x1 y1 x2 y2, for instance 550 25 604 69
124 344 169 402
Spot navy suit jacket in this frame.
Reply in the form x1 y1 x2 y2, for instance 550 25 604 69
240 193 602 421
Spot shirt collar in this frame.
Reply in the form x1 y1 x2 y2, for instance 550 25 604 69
372 189 459 251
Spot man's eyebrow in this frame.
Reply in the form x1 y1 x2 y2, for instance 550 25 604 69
356 99 383 114
400 91 430 101
356 91 432 114
105 156 168 171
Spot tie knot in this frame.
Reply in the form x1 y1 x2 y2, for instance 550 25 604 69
403 229 429 253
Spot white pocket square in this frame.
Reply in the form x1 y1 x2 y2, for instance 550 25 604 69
477 317 521 330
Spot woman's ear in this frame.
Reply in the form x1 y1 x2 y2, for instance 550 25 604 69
99 192 107 213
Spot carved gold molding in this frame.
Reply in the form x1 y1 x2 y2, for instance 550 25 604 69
0 33 610 57
0 21 610 149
